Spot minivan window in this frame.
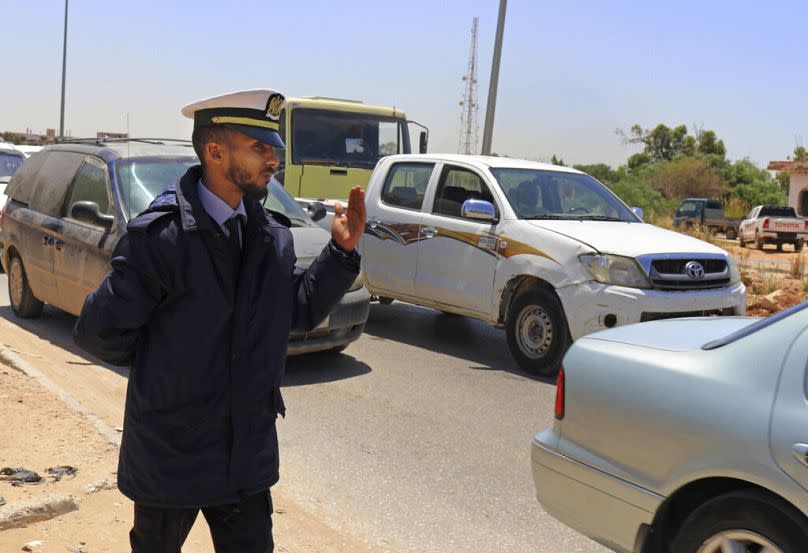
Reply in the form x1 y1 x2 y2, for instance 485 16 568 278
29 152 87 217
65 157 111 216
0 150 24 177
116 156 198 219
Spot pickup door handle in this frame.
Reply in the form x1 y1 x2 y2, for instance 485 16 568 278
421 227 437 239
792 444 808 467
41 235 54 247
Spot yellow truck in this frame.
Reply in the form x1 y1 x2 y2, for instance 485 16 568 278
275 97 427 215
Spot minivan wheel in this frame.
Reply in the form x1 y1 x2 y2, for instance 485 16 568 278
8 254 44 318
671 490 808 553
505 287 569 378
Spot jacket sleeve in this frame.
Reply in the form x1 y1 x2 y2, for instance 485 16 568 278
73 227 170 366
290 240 360 333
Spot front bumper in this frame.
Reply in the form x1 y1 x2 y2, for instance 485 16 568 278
557 280 746 340
287 286 370 355
532 429 661 553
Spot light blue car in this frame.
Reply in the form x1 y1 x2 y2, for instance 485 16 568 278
532 301 808 553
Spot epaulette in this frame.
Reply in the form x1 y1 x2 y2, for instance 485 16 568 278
127 185 179 232
265 209 292 229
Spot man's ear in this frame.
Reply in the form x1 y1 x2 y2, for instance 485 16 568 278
205 142 224 163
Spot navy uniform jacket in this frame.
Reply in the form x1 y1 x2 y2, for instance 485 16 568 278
73 166 359 507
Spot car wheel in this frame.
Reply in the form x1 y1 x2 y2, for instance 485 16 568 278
725 228 737 240
671 490 808 553
795 240 804 253
738 233 746 248
755 232 764 250
505 287 569 378
8 254 44 318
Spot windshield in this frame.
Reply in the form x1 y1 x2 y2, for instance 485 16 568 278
490 168 639 222
262 178 316 227
0 151 25 178
116 156 198 219
291 108 408 168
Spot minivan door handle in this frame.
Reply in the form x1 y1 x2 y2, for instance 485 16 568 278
792 444 808 467
53 239 65 251
41 235 54 247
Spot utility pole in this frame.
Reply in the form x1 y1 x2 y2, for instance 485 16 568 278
59 0 69 139
481 0 507 155
458 17 479 154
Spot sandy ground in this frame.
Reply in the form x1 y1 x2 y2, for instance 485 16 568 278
0 364 384 553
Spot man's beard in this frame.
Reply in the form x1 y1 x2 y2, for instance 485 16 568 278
227 163 272 201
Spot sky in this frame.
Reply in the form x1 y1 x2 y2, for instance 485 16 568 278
2 0 807 168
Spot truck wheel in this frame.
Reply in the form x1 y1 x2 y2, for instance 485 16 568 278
670 489 808 553
505 287 569 378
795 240 804 253
739 234 746 248
755 232 764 250
776 242 783 252
725 228 737 240
8 254 44 318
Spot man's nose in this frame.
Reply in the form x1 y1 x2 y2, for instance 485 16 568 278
266 148 280 168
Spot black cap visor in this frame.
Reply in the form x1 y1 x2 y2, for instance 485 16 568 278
224 124 285 149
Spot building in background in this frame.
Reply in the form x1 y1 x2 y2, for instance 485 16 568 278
768 160 808 216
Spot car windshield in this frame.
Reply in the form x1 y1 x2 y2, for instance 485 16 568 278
116 156 199 219
490 168 639 222
0 151 25 178
291 108 406 169
262 178 316 227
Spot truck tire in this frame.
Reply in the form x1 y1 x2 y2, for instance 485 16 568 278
776 242 783 252
8 254 44 318
670 489 808 553
755 232 764 250
505 287 569 378
725 227 737 240
795 240 804 253
739 233 746 248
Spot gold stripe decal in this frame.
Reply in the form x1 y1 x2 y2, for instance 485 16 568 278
365 222 557 264
211 116 280 131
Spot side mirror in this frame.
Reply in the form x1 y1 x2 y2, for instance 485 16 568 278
307 201 327 222
419 131 428 154
70 201 114 228
461 199 496 222
631 206 644 220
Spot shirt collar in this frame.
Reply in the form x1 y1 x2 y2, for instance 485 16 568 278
197 179 247 229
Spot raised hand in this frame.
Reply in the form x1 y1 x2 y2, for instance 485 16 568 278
331 186 366 253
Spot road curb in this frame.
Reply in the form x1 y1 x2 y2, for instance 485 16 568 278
0 345 121 447
0 493 80 531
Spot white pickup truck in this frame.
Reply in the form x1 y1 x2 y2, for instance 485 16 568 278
738 205 808 252
359 154 746 376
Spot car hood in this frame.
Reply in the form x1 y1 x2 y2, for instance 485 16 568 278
581 317 759 352
525 220 726 257
290 225 330 269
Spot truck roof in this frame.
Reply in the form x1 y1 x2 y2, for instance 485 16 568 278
285 96 406 119
381 153 586 174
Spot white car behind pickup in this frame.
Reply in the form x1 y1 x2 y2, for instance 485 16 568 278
738 204 808 252
359 154 746 376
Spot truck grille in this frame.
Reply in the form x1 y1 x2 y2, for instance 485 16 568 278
640 307 735 322
644 255 731 291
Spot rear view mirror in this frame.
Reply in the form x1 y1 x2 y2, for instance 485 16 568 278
419 131 428 154
631 206 644 220
461 199 496 222
307 201 327 222
71 201 114 228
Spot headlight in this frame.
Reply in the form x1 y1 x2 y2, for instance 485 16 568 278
579 253 652 289
727 256 741 285
348 273 364 292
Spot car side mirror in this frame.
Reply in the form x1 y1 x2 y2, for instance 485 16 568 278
71 201 114 228
419 131 428 154
307 201 327 222
631 206 644 220
461 199 496 222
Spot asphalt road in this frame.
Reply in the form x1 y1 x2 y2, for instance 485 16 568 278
0 272 607 552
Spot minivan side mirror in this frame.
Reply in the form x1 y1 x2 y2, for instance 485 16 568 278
71 201 114 228
307 201 327 222
419 131 428 154
631 206 644 220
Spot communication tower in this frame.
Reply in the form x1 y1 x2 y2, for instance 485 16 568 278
458 17 479 154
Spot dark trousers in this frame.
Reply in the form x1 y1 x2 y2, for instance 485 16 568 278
130 490 273 553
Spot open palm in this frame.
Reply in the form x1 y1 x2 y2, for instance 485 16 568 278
331 186 366 252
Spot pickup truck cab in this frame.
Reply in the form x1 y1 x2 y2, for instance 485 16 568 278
361 154 746 376
739 205 808 251
673 198 740 239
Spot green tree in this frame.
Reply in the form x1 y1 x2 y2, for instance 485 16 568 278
550 154 566 166
776 171 790 194
696 130 726 157
1 132 22 145
573 163 621 185
793 146 808 162
646 158 727 199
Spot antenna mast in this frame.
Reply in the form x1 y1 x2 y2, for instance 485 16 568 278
458 17 479 154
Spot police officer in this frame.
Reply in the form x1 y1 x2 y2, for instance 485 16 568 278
73 89 365 553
